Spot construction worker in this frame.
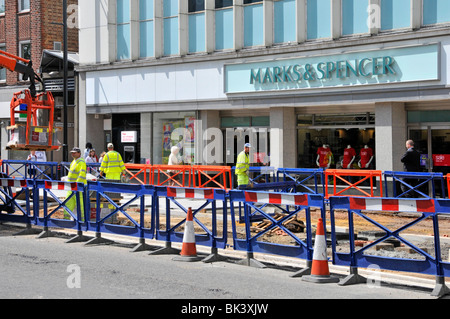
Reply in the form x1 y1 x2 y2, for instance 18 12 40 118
99 143 125 181
235 143 251 189
64 147 87 220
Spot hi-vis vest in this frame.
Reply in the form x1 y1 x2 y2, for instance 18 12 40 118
235 151 250 186
100 150 125 178
68 157 87 184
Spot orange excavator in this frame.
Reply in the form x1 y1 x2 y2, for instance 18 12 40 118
0 50 59 151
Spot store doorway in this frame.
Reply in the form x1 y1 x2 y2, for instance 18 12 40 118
409 127 450 175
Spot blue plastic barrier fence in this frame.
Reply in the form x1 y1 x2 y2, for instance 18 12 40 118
384 171 446 199
329 196 450 297
276 168 326 196
2 160 59 180
0 177 32 224
229 189 325 273
85 181 156 249
152 186 228 262
34 180 87 241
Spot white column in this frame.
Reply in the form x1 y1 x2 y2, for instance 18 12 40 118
205 0 215 53
270 107 297 169
375 102 407 172
234 0 244 51
331 0 342 40
179 0 188 56
263 0 274 47
296 0 307 43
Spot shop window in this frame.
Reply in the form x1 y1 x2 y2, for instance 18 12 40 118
380 0 411 31
140 0 154 58
274 0 296 44
244 0 264 47
117 0 131 60
307 0 331 40
297 113 375 169
423 0 450 25
342 0 369 36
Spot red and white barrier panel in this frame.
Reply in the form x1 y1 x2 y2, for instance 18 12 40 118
245 192 309 206
349 197 435 213
0 179 27 188
167 187 214 200
44 181 79 191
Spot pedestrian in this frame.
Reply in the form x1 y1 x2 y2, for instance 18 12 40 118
27 150 37 177
168 146 181 186
64 147 87 220
99 143 125 181
99 151 106 164
84 142 93 159
235 143 251 189
85 148 98 175
400 139 421 198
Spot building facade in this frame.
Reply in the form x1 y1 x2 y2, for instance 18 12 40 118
0 0 79 161
77 0 450 178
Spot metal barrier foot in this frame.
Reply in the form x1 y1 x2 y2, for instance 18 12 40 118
130 238 153 252
36 227 58 239
84 232 115 246
290 261 312 278
338 267 366 286
236 253 266 268
13 224 41 236
66 231 92 244
431 276 450 298
148 242 180 255
202 247 228 263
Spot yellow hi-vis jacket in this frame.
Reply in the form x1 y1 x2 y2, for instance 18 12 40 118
235 150 250 186
100 150 125 180
67 157 87 184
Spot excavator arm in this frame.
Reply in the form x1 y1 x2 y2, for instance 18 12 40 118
0 50 43 98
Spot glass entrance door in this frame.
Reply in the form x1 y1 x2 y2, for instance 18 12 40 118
409 127 450 174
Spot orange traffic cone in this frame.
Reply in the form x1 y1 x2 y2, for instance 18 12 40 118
173 207 202 262
302 218 339 284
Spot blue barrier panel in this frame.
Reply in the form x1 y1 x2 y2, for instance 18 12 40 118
2 160 59 180
34 180 87 236
153 186 228 261
86 181 155 240
229 189 325 271
384 171 445 199
276 168 325 196
329 196 450 296
0 177 32 224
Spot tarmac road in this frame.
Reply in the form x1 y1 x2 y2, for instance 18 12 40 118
0 223 440 303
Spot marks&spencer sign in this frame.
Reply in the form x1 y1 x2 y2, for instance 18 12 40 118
224 43 439 93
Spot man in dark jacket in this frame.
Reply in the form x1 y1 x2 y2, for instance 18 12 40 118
400 140 421 197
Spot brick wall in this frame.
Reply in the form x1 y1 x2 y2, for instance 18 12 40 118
0 0 78 86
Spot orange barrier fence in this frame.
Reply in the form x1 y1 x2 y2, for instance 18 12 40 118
123 164 151 185
192 165 233 190
324 169 383 199
151 165 192 187
447 174 450 198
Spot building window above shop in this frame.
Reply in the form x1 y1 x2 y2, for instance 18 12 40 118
0 0 5 15
164 0 179 56
215 4 234 50
189 0 205 12
189 0 206 53
423 0 450 25
342 0 369 36
244 0 262 4
215 0 233 9
307 0 331 40
117 0 131 60
244 0 264 47
18 0 30 12
140 0 155 58
380 0 411 31
274 0 296 44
